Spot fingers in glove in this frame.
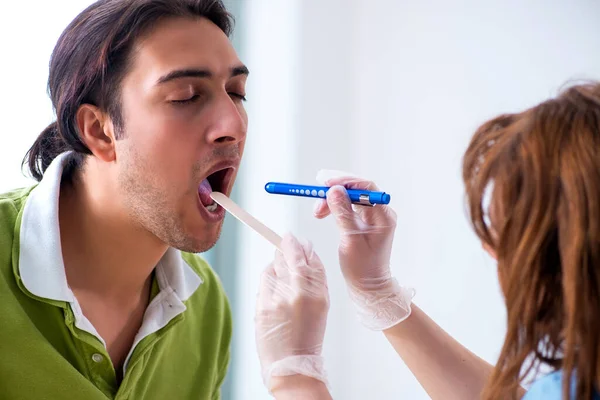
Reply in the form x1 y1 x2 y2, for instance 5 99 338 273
314 175 396 230
257 263 278 309
297 237 328 296
281 234 329 301
273 246 290 279
323 186 361 234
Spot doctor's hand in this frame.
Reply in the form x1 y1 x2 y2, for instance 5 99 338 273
255 234 331 399
313 171 414 331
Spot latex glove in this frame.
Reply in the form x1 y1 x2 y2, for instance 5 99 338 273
255 233 330 393
314 170 414 331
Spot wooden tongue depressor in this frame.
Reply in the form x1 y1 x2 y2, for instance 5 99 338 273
210 192 283 252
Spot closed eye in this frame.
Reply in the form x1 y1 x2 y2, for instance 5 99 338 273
171 95 200 105
229 92 247 102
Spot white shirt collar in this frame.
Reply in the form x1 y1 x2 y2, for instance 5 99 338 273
18 151 203 306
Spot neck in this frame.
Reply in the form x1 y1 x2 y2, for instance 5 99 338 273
59 169 168 301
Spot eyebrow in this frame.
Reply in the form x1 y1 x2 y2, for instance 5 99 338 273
156 65 249 85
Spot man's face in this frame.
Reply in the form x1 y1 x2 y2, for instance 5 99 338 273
115 17 248 253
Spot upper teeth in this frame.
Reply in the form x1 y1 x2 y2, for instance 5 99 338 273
206 202 218 212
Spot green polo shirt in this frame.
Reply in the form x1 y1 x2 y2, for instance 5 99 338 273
0 153 232 399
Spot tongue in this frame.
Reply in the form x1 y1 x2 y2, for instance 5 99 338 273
198 178 214 207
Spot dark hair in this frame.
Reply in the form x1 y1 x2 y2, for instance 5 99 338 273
463 82 600 400
24 0 233 181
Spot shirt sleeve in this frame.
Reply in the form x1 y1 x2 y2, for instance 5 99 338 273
211 348 230 400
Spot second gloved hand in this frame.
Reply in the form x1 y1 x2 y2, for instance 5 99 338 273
314 171 414 331
255 233 330 393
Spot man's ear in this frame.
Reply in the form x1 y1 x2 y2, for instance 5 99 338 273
76 104 117 162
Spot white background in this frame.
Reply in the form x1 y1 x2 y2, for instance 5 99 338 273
2 1 600 399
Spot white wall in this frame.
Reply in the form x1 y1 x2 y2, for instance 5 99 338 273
235 1 600 399
231 0 301 397
0 1 92 191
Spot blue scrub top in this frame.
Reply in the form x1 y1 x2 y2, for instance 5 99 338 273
524 371 600 399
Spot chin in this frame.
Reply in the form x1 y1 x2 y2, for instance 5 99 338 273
175 223 223 254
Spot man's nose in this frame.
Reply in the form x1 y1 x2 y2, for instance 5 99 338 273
205 94 247 145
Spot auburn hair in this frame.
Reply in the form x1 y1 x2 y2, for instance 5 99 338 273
463 82 600 399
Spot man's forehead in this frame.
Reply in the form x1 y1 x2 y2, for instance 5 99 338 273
130 17 242 81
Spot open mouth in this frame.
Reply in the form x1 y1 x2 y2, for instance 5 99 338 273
198 167 234 213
